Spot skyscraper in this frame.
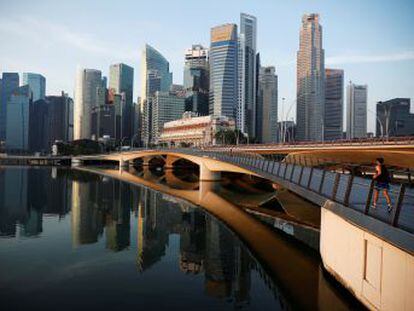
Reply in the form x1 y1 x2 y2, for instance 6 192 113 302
109 63 134 139
0 73 19 141
47 93 74 142
28 92 74 152
238 13 257 139
22 73 46 102
209 24 238 119
184 44 209 115
151 90 185 144
257 66 278 143
140 44 173 145
6 85 31 151
346 82 367 139
141 44 173 102
296 13 325 141
74 68 103 140
324 69 344 141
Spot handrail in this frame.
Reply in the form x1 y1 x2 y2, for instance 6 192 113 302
164 148 413 234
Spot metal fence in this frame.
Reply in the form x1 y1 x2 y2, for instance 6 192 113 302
171 148 414 235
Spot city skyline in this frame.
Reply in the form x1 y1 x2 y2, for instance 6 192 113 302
0 0 413 133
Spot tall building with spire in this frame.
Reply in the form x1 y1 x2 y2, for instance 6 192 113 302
296 13 325 141
209 24 238 119
238 13 257 139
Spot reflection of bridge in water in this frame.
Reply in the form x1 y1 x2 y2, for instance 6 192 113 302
77 166 362 310
77 147 414 310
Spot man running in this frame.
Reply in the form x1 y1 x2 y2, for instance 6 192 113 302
372 157 393 212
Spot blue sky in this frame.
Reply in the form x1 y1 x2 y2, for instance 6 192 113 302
1 0 413 132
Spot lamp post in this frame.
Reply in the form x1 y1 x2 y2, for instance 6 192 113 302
367 106 387 140
130 133 139 149
120 137 128 151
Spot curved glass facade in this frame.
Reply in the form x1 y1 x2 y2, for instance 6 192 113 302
141 44 172 101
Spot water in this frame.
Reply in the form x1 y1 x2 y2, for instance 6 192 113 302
0 167 363 310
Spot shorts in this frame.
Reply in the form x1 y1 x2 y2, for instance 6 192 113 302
375 181 389 190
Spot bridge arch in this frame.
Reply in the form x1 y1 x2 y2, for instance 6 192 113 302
80 150 260 181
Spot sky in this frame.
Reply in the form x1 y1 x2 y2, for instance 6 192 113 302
0 0 413 133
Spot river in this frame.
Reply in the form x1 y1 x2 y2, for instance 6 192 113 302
0 166 364 310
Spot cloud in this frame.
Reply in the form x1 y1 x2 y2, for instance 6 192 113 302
0 16 137 61
326 50 414 65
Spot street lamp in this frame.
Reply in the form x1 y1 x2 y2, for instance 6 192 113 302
130 133 139 149
120 137 128 151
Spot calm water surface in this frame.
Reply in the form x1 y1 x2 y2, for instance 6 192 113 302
0 167 362 310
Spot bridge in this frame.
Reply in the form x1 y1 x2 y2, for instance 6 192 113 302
208 138 414 169
74 147 414 309
76 148 414 236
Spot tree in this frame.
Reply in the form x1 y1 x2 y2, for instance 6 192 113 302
214 129 247 145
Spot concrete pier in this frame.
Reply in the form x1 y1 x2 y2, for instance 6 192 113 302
320 202 414 310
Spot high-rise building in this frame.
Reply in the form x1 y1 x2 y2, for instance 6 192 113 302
324 69 344 141
376 98 414 137
47 93 74 143
184 44 209 116
140 44 173 145
257 66 278 143
151 90 185 144
0 73 19 141
29 98 49 152
29 92 74 152
6 85 31 151
141 44 173 101
238 13 257 139
109 63 134 139
22 73 46 102
74 68 103 140
346 82 367 139
209 24 238 119
296 14 325 141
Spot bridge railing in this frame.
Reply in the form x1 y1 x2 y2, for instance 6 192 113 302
178 148 414 235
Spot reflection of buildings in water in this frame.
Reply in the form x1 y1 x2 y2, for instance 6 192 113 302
0 168 29 236
179 209 205 274
204 216 251 307
71 180 104 247
45 169 71 216
136 188 182 272
20 208 42 237
105 181 131 252
0 168 73 237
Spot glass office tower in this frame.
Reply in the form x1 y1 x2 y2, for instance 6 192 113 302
209 24 238 119
0 72 19 141
109 63 134 139
22 73 46 102
6 85 31 151
239 13 257 139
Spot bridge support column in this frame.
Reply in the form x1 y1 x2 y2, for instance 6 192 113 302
165 155 179 168
199 162 221 181
71 158 82 167
119 159 129 171
199 181 220 202
142 156 151 166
